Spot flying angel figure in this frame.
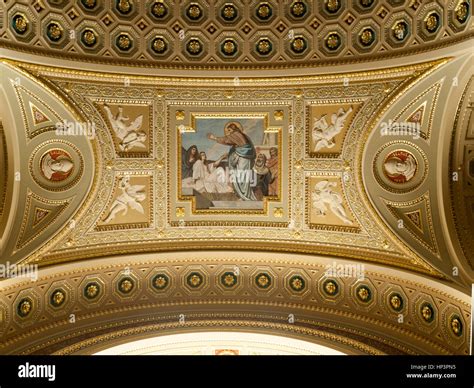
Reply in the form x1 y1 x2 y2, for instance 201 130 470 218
311 180 353 225
103 176 146 223
103 104 146 151
119 131 147 151
312 106 353 152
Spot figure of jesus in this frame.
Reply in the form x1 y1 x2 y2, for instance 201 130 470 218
207 121 257 201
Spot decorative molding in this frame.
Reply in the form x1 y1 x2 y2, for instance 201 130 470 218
0 255 469 355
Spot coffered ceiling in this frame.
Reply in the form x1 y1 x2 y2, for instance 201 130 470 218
0 1 472 355
0 0 471 68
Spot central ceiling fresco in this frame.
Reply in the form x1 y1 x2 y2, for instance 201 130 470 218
0 50 472 286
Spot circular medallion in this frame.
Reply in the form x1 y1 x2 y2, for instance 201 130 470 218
322 279 339 296
221 272 237 288
39 149 74 182
325 32 341 50
450 315 463 337
151 36 167 54
383 150 418 184
256 38 272 55
455 1 469 24
116 0 133 15
256 3 272 20
81 0 97 10
186 3 202 20
389 293 403 312
151 1 168 19
325 0 341 14
291 36 307 53
359 0 374 8
392 20 409 41
84 282 100 300
221 4 238 21
50 290 66 307
152 273 169 290
116 33 132 51
359 27 375 47
30 141 84 192
221 39 237 56
420 302 434 323
12 14 29 35
425 12 440 33
81 28 97 47
255 273 272 289
186 38 203 55
46 22 63 42
290 1 307 18
356 285 371 302
186 272 203 288
17 298 33 318
118 277 134 294
373 142 427 194
289 275 305 292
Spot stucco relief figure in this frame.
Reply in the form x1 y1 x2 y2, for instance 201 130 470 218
312 180 353 225
383 150 417 183
103 176 146 223
207 121 257 201
266 147 278 196
103 104 147 151
312 106 353 152
191 152 232 194
40 150 74 182
119 131 147 151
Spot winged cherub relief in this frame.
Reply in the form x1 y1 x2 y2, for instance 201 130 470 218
311 180 353 225
103 104 147 152
103 176 146 223
312 106 353 152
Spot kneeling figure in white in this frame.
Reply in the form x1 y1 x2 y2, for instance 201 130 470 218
191 152 232 194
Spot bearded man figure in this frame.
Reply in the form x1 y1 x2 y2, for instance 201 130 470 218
207 121 257 201
266 147 278 196
253 153 272 200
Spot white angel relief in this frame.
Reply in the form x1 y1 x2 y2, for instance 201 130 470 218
103 104 147 151
312 106 353 152
103 176 146 223
311 180 353 225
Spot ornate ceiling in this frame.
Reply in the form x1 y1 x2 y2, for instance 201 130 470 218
0 0 471 68
0 1 472 356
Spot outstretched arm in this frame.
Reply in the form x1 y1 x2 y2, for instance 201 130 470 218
212 154 227 167
207 133 234 146
334 107 353 130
